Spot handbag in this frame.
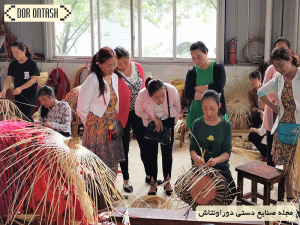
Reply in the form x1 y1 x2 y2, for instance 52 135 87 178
144 88 172 145
111 120 124 140
276 77 300 145
277 123 299 145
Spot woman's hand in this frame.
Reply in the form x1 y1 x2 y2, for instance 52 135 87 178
205 157 217 167
249 127 257 133
194 155 205 167
0 90 6 98
43 122 52 128
272 104 279 114
12 87 22 95
260 110 264 120
153 118 163 132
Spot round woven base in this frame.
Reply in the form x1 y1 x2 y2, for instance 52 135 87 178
174 166 228 209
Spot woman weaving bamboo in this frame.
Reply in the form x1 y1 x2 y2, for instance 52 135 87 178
37 85 71 137
189 90 236 204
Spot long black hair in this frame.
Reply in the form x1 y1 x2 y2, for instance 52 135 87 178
12 41 33 58
145 76 166 97
90 46 122 96
37 85 55 119
271 47 299 67
202 90 223 117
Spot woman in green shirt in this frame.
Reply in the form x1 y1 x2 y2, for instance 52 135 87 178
190 90 236 204
184 41 228 129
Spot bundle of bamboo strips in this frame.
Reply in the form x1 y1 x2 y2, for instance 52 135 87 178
232 147 262 160
291 138 300 199
37 70 49 86
130 195 171 209
0 99 28 121
0 120 129 224
224 72 252 129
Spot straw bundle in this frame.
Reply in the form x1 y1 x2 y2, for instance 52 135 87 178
37 70 49 86
130 195 171 209
0 120 128 224
224 72 252 129
232 147 262 160
71 66 90 89
291 139 300 199
0 99 28 121
62 85 81 111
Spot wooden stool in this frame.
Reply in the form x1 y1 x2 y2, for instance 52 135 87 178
235 162 285 205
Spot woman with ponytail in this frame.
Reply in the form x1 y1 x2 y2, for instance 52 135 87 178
38 85 71 137
77 47 125 175
258 47 300 200
0 41 40 122
135 77 181 196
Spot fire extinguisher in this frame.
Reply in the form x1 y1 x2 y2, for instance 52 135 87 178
228 38 237 64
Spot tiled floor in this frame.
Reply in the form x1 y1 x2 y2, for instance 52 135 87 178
114 138 283 207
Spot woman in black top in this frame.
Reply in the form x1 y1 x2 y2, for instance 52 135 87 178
0 41 40 122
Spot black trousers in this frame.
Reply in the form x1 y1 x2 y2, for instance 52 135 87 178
248 132 267 157
59 131 71 137
266 130 275 167
15 93 37 122
219 167 236 205
145 118 174 182
120 110 149 180
251 111 262 128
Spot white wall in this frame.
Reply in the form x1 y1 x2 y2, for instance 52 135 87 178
0 61 257 86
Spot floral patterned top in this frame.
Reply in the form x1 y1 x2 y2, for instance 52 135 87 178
120 62 143 111
38 100 71 134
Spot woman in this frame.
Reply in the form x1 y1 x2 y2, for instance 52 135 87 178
0 41 40 122
248 70 263 128
248 100 267 161
37 85 71 137
77 47 125 176
184 41 227 129
114 46 149 193
135 77 181 195
258 47 300 200
263 37 292 168
190 90 236 204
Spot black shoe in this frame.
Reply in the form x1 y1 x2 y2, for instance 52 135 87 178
123 184 133 193
148 182 157 195
146 176 163 185
164 180 173 196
